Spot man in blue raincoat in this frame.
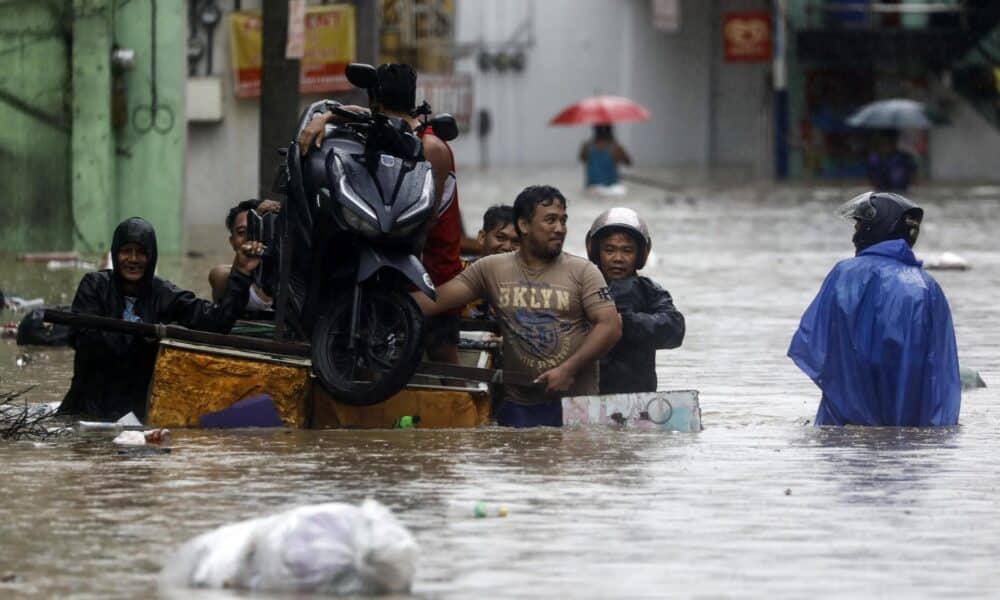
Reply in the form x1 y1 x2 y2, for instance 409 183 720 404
788 192 961 426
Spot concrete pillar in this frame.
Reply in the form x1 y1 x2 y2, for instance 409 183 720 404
71 0 115 253
259 0 301 199
350 0 380 65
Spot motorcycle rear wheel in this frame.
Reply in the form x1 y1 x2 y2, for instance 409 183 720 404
311 288 425 406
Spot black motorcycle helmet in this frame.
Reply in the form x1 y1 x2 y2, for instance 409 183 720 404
839 191 923 252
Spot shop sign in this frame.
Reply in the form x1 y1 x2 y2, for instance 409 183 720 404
230 4 355 98
723 12 772 63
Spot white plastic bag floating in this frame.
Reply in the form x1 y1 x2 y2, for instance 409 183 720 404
159 499 417 595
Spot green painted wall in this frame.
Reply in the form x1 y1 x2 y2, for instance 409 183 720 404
0 2 73 252
71 0 115 254
113 0 185 255
0 0 185 255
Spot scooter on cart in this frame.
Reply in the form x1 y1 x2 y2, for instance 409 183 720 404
248 62 459 406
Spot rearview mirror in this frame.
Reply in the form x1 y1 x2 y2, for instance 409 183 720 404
428 114 459 142
345 63 378 90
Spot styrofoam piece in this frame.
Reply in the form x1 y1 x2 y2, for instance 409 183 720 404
562 390 702 432
117 412 142 428
113 430 147 446
960 366 986 390
924 252 969 271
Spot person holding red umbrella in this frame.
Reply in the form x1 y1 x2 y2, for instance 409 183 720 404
579 124 631 193
550 95 648 195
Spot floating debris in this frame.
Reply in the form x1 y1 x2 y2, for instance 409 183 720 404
924 252 970 271
4 297 45 312
161 499 416 594
960 367 987 390
0 387 63 442
474 501 509 518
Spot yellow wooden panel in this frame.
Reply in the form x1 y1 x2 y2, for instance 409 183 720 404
146 343 310 428
311 383 490 429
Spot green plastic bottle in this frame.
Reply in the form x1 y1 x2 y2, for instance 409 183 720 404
393 415 420 429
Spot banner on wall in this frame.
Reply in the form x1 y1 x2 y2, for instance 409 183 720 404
723 11 772 63
230 4 356 98
285 0 306 59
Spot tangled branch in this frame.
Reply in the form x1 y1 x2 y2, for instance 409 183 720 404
0 387 64 441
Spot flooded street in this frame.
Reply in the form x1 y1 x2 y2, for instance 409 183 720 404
2 169 999 598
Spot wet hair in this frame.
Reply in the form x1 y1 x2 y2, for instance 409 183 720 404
513 185 567 236
376 63 417 112
225 198 263 233
481 204 515 233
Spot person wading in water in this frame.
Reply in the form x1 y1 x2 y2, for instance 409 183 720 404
59 217 262 421
411 185 622 427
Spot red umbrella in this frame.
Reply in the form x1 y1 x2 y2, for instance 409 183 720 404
549 95 651 126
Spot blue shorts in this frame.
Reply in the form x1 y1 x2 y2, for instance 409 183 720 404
495 399 563 428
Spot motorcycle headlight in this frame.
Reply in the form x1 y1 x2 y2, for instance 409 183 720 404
340 204 380 236
397 170 434 223
334 156 378 222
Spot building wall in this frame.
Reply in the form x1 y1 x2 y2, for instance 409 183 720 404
447 0 771 170
114 0 187 254
0 1 184 254
184 0 771 233
184 0 367 237
0 4 74 252
929 97 1000 183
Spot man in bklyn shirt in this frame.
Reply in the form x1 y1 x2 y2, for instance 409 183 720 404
58 217 263 421
412 185 622 427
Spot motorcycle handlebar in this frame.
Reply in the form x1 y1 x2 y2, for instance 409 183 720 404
330 105 370 122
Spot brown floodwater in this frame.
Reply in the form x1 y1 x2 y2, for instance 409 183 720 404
1 169 998 598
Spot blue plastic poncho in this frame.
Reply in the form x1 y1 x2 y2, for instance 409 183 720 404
788 239 961 426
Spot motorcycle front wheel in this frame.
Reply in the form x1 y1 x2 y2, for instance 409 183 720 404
311 287 425 406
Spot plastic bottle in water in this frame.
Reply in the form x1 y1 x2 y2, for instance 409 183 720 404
393 415 420 429
447 500 508 518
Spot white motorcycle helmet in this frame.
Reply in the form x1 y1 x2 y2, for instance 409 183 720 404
585 207 652 270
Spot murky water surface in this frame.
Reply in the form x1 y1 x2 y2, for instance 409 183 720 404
2 169 999 598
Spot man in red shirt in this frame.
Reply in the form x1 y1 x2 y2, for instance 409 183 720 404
298 64 464 364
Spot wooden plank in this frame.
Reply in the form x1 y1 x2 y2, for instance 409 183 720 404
45 309 542 388
43 309 310 357
415 361 538 388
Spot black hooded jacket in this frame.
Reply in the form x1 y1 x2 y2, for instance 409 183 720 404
600 275 685 395
59 217 251 421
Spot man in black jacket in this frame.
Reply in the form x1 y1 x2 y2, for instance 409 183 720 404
586 208 685 394
58 217 263 421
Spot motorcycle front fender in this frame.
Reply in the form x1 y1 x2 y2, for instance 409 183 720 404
357 246 437 300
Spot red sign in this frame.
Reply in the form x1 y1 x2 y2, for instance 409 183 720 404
230 5 355 98
723 12 771 62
